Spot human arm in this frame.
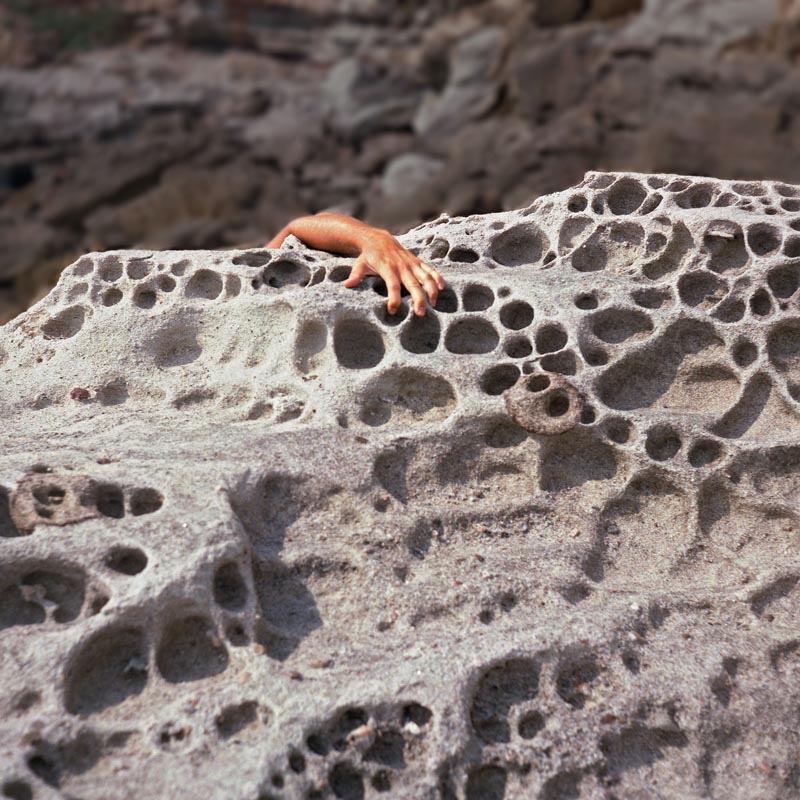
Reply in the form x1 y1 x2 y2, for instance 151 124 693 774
267 212 444 316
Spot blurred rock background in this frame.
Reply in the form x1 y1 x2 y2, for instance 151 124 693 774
0 0 798 321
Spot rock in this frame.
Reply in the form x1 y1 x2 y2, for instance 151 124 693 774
380 153 445 199
413 27 507 139
2 172 800 799
323 57 423 141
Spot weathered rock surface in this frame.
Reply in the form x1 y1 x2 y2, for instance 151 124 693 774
2 0 800 323
2 172 800 799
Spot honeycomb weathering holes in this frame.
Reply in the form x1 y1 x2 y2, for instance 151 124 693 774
185 269 223 300
444 318 499 354
359 368 456 426
606 177 647 215
489 222 547 267
334 318 385 368
64 627 148 715
41 306 85 340
504 372 583 435
156 615 229 683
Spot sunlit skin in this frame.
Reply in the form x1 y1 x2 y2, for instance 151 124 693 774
266 212 444 317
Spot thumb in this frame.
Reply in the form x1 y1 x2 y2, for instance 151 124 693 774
342 256 369 288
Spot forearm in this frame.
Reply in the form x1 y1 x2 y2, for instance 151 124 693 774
268 212 388 256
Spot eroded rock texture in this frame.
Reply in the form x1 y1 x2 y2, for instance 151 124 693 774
1 172 800 799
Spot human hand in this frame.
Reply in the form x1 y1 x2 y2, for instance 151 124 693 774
267 213 444 316
342 228 444 316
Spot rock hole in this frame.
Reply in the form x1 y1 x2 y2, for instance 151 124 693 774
575 293 598 310
306 732 329 756
678 270 727 308
688 439 722 467
556 655 599 709
171 260 189 276
528 375 551 392
607 177 646 215
157 274 176 293
535 323 567 353
747 223 782 255
213 563 247 611
480 365 520 396
233 251 272 268
675 183 714 209
105 547 147 575
263 260 310 289
568 195 587 212
784 235 800 258
471 658 539 743
42 306 85 340
768 263 800 298
402 703 432 726
289 750 306 773
428 238 450 260
329 265 351 282
547 391 570 417
96 484 124 519
225 620 249 647
133 288 156 310
632 287 670 309
518 710 545 739
375 301 409 326
465 765 506 800
156 615 229 683
1 782 32 800
64 626 148 715
444 318 499 354
102 288 122 307
750 288 772 316
504 336 532 358
499 301 534 330
704 223 749 273
185 269 223 300
129 488 163 516
462 284 494 311
449 247 479 263
711 297 746 323
295 319 327 373
581 405 596 424
436 287 458 312
733 340 758 367
489 223 547 267
216 701 258 739
645 426 682 461
605 418 632 444
590 308 653 344
127 260 150 280
334 319 385 369
99 257 123 282
540 350 577 375
400 313 440 354
329 762 364 800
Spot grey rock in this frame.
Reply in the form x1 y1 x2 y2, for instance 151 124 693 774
1 172 800 799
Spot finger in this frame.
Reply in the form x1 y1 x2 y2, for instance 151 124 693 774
400 266 427 316
412 263 439 307
418 260 445 290
380 268 403 315
342 256 369 288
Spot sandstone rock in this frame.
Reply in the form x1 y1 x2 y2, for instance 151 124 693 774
2 172 800 799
